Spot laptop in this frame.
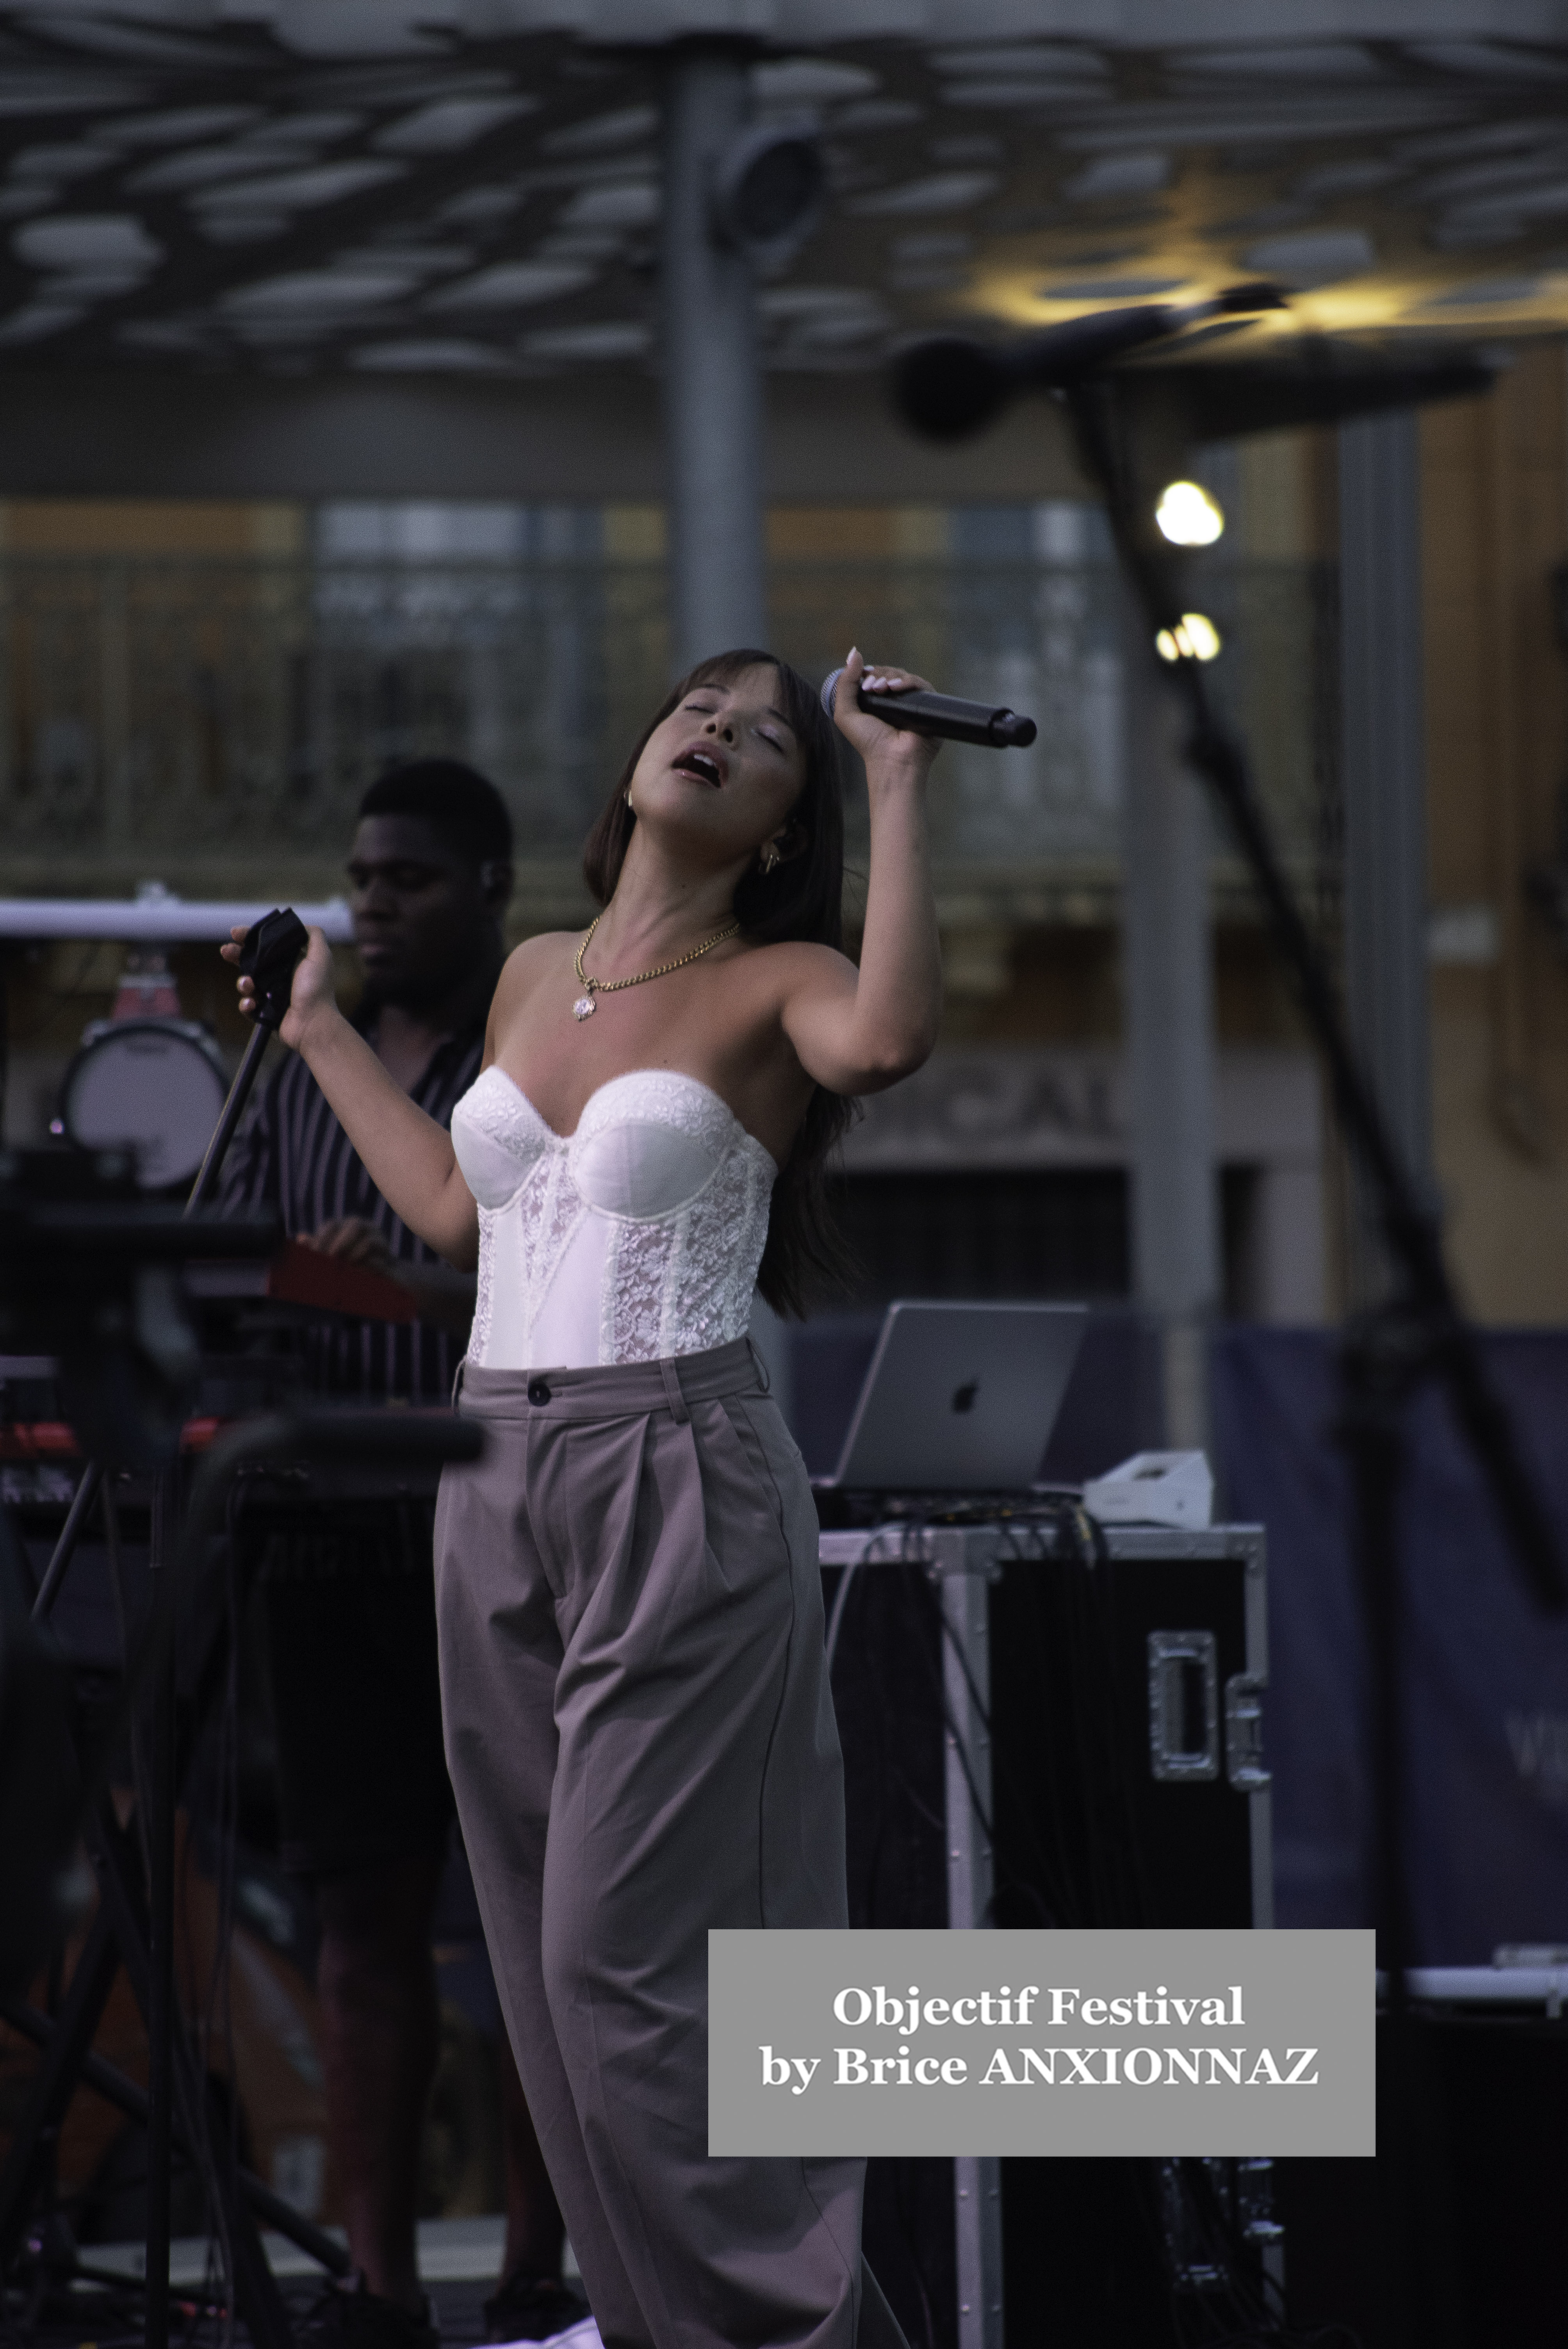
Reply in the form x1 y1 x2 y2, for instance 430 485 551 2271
814 1300 1086 1495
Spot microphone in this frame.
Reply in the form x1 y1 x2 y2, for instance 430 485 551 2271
893 282 1286 442
821 669 1037 749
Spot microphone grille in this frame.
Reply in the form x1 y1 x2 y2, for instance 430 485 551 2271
820 667 845 716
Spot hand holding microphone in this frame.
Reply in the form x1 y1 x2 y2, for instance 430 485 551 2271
823 652 1038 749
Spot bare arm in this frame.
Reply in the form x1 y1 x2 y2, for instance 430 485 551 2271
224 928 481 1267
780 649 943 1094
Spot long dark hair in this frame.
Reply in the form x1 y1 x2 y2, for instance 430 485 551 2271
581 648 855 1317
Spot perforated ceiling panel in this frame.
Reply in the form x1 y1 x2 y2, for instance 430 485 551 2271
0 8 1565 377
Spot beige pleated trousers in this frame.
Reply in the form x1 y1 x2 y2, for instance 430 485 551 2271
433 1337 907 2349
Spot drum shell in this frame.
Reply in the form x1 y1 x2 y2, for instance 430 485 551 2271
59 1018 232 1193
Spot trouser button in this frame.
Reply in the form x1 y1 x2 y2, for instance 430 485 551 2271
527 1377 551 1406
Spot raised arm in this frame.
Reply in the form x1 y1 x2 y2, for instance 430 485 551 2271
224 927 481 1267
780 649 943 1095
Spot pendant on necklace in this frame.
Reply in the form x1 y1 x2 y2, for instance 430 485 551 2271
572 994 596 1021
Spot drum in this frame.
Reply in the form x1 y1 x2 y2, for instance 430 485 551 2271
59 1018 232 1192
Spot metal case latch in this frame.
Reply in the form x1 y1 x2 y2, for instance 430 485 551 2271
1223 1672 1270 1791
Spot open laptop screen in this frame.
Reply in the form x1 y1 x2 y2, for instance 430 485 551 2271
819 1300 1086 1494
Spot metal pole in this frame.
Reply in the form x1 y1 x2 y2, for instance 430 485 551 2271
1338 411 1433 1300
143 1467 175 2349
1122 593 1220 1448
941 1567 994 1935
186 1018 270 1215
940 1563 1004 2349
30 1461 103 1622
661 42 767 676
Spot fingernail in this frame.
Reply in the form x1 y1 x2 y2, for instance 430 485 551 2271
847 645 860 663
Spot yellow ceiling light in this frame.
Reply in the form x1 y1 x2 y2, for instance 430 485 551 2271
1155 612 1222 663
1155 479 1224 546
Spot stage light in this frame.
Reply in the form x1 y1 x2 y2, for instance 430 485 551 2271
1156 479 1224 546
1155 613 1222 663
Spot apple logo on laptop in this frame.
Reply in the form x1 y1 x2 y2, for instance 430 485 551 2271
951 1380 979 1415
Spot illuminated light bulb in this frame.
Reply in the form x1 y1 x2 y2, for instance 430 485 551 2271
1154 612 1222 663
1155 479 1225 546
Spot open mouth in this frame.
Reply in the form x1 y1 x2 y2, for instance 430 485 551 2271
672 743 726 786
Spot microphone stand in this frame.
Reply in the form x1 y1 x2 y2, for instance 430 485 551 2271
146 910 309 2349
1064 375 1564 2348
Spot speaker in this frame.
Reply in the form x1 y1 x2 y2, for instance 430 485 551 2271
1281 1985 1568 2349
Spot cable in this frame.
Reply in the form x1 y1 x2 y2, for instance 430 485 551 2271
861 1549 943 1925
891 2158 939 2349
978 1520 1088 1928
1153 2157 1370 2349
915 1530 1082 1926
826 1520 936 1681
823 1556 861 1681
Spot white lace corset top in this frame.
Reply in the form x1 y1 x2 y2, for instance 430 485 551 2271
449 1066 778 1370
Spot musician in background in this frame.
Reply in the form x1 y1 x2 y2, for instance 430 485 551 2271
225 759 582 2349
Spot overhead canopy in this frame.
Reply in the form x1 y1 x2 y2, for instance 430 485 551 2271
0 11 1560 419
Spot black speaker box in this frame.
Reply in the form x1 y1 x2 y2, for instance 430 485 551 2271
1280 2001 1568 2349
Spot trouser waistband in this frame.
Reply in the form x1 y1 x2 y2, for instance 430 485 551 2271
453 1335 765 1426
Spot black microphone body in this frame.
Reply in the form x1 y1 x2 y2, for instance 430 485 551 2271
820 670 1037 748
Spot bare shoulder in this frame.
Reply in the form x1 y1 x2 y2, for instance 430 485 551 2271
483 932 577 1060
493 930 577 1007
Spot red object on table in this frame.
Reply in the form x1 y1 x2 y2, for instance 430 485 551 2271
265 1237 417 1325
0 1422 80 1460
0 1419 225 1458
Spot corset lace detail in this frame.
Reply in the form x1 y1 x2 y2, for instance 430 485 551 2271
450 1066 776 1369
471 1204 496 1364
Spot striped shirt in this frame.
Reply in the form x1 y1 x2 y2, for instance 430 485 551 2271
222 1012 485 1403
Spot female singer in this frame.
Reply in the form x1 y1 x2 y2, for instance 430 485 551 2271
227 647 941 2349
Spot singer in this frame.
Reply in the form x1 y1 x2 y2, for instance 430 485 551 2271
226 647 941 2349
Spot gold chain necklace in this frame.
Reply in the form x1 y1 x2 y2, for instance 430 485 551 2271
572 912 740 1022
